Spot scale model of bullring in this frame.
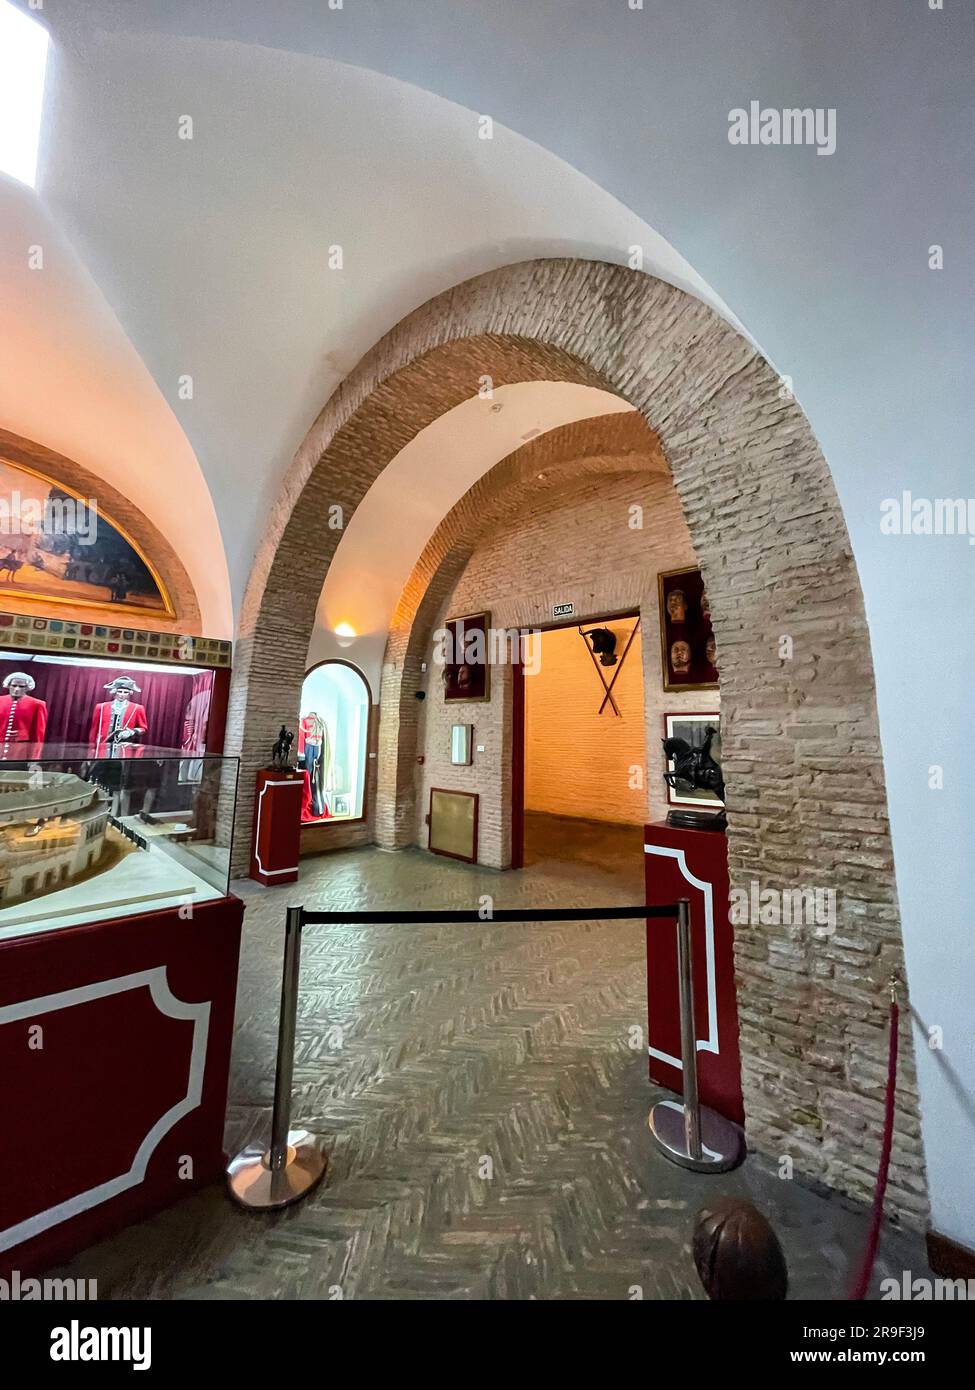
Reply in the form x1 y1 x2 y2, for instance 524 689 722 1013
0 770 112 907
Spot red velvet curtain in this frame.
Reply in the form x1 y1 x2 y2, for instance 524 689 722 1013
183 671 212 752
0 656 213 752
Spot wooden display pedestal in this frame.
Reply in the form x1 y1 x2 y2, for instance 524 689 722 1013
644 820 744 1124
0 895 244 1276
250 768 304 885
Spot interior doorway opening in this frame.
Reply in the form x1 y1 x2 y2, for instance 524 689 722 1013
514 613 646 874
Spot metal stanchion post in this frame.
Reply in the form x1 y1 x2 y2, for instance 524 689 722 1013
227 906 328 1209
648 898 743 1173
675 899 703 1162
268 905 303 1173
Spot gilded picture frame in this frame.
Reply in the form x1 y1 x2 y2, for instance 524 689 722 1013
0 457 175 620
657 566 719 693
441 609 491 703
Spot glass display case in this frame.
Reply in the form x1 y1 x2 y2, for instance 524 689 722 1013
0 650 218 757
0 745 238 939
298 661 370 824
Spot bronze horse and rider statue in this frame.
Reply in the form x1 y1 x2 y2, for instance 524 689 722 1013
662 724 727 830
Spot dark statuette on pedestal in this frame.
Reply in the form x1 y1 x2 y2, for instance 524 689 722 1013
662 724 727 831
270 725 295 771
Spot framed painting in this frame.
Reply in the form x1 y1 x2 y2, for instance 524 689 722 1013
663 712 724 810
657 566 718 692
428 788 479 863
0 458 174 619
440 610 491 703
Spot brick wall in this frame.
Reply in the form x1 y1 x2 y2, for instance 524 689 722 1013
415 469 715 864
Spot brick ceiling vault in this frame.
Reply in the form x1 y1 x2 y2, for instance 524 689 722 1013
227 258 927 1226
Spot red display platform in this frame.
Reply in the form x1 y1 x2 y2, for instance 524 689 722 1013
644 821 744 1124
250 768 303 885
300 769 332 824
0 895 243 1277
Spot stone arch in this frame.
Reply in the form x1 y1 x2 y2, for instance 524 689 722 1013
376 411 669 848
231 259 926 1224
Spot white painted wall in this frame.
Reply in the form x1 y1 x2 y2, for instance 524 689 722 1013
5 2 974 1248
0 175 231 633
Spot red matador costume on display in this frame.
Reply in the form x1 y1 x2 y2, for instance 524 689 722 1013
89 676 149 758
0 671 48 760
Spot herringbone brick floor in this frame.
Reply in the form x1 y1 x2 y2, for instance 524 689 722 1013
54 823 924 1299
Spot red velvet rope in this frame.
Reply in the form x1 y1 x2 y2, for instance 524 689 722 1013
848 992 900 1300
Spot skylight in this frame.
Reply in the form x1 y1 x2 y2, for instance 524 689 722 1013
0 1 49 188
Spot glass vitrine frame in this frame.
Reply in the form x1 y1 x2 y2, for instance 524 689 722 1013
0 744 239 940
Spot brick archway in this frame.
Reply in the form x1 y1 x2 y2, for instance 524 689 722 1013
376 411 668 849
231 259 926 1224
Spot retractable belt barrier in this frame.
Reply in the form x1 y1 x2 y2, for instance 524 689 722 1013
226 897 743 1211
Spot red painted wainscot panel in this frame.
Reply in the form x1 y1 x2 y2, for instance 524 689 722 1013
250 769 304 886
0 895 243 1277
644 821 744 1124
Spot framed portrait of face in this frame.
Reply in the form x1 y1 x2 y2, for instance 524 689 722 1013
657 567 719 692
663 713 724 809
441 611 491 703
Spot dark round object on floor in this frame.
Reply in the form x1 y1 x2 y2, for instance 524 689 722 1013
692 1197 788 1300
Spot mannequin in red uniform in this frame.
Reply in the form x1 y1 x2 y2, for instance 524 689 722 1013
89 676 149 758
298 711 329 820
0 671 48 760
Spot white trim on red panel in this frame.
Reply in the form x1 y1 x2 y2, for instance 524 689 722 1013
644 841 719 1070
0 967 209 1253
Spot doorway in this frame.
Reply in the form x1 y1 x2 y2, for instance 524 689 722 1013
512 613 646 873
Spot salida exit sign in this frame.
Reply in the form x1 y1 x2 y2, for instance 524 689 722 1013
553 602 574 619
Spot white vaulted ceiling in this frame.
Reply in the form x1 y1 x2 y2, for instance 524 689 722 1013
11 19 734 633
0 173 231 631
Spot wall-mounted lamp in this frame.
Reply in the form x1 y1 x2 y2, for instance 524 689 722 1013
334 623 357 648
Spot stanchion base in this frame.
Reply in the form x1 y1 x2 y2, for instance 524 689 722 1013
648 1099 744 1173
226 1129 328 1210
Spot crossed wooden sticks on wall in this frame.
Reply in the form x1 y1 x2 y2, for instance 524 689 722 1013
578 616 641 716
